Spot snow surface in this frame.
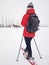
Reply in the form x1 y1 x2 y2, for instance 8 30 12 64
0 27 49 65
0 0 49 65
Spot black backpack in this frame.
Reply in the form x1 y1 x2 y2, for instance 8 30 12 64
26 13 40 33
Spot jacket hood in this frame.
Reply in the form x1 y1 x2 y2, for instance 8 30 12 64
26 8 35 14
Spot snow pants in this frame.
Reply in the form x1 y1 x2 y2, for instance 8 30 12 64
24 37 32 57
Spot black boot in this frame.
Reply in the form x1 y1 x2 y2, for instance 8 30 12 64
26 54 32 59
26 54 34 60
24 47 28 52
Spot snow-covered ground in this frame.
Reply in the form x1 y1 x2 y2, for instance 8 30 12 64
0 27 49 65
0 0 49 65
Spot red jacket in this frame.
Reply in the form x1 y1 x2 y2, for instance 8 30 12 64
21 8 35 38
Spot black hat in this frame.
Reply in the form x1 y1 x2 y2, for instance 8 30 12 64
27 2 34 8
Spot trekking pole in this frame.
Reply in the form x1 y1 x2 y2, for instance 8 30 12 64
16 36 23 61
33 38 42 59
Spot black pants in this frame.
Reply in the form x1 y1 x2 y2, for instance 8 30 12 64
24 37 32 57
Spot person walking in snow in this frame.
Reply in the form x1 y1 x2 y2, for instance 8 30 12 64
21 2 36 59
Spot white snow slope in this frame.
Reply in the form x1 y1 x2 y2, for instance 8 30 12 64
0 27 49 65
